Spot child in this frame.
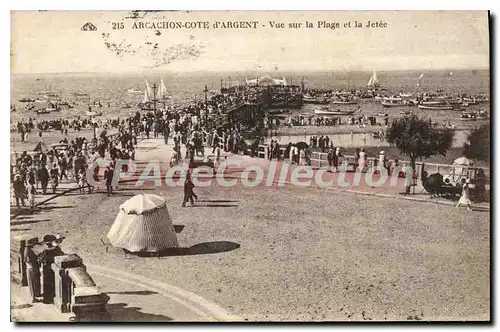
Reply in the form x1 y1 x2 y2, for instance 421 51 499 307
77 167 86 193
456 178 473 211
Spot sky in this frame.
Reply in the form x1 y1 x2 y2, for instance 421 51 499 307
10 10 490 74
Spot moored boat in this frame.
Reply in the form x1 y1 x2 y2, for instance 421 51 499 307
19 97 35 103
127 88 142 93
299 113 313 118
314 108 355 116
303 95 329 104
460 112 477 121
417 104 453 110
331 98 359 105
382 100 407 107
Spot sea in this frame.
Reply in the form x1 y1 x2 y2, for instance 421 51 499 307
10 69 490 149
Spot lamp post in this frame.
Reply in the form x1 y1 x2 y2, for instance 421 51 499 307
87 107 97 140
204 85 208 125
152 84 158 113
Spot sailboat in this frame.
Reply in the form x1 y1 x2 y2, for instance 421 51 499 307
366 70 380 89
158 79 171 100
139 79 154 110
417 73 424 87
208 80 218 94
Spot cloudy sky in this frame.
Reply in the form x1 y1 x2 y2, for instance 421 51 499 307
11 10 489 73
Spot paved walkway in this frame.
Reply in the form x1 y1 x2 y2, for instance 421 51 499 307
10 137 489 321
131 138 490 211
11 264 240 322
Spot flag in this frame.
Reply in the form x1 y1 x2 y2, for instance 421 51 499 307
274 65 279 71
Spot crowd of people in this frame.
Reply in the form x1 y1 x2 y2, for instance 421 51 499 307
11 84 275 209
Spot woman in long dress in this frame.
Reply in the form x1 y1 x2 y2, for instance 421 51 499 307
299 149 306 166
358 148 366 173
456 178 473 211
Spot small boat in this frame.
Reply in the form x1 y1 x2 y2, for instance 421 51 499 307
420 100 447 105
463 97 477 105
399 93 413 98
417 104 453 110
377 113 389 117
303 95 329 104
46 102 60 112
120 104 132 109
460 112 477 121
331 99 359 105
74 92 89 97
314 108 355 116
127 88 142 93
400 111 411 115
19 97 35 103
299 113 314 118
382 100 407 107
36 108 51 114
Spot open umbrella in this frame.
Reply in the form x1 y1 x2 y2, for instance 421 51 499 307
453 156 473 166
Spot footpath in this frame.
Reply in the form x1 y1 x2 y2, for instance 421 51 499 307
11 265 239 322
128 138 490 211
10 138 489 322
10 138 241 322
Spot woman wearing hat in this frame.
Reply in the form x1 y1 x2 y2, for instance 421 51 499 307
358 148 366 173
378 150 387 171
456 178 473 211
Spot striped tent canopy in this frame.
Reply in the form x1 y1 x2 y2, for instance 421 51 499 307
107 194 178 253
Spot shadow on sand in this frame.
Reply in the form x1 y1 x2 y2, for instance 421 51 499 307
11 219 51 226
105 303 173 322
106 290 157 296
190 204 238 208
173 225 184 233
196 200 239 203
123 241 240 258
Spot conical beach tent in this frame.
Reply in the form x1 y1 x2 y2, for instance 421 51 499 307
107 194 178 253
34 141 49 153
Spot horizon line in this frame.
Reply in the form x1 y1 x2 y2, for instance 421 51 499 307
11 67 490 76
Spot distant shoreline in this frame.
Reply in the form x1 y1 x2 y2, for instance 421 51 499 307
11 68 490 76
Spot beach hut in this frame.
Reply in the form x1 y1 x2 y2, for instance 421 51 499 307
107 194 178 253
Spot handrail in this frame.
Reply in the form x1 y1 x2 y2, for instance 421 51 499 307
254 144 490 173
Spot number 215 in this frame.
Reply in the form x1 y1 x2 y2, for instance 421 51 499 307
112 22 124 30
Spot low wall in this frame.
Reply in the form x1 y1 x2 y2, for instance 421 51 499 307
11 234 110 321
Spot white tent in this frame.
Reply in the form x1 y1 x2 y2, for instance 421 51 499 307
107 194 178 253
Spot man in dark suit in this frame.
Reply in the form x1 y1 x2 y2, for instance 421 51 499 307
104 166 114 197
